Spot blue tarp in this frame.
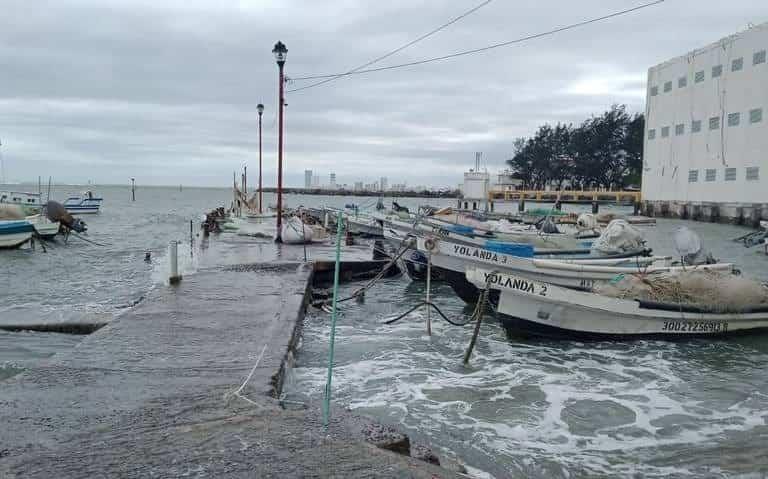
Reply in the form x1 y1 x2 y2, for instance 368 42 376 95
484 241 535 258
445 224 475 235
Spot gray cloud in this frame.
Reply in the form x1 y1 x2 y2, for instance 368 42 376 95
1 0 765 187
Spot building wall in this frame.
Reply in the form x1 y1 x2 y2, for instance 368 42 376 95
642 23 768 204
463 171 489 200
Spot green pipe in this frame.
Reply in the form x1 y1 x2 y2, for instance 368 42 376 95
323 211 344 428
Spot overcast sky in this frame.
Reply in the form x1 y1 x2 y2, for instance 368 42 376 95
0 0 765 187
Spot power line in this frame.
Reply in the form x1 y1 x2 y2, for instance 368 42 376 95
287 0 493 93
288 0 664 84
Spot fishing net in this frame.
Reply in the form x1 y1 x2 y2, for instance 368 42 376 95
596 270 768 313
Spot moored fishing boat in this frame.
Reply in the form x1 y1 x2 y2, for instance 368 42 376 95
417 233 731 304
466 267 768 339
0 190 42 215
25 214 60 239
0 220 35 248
63 191 102 214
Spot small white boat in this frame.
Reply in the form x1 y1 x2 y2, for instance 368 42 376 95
0 190 43 215
0 220 35 248
64 191 102 214
25 214 60 239
466 267 768 339
281 216 327 244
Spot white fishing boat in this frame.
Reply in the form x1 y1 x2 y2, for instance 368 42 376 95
25 214 60 239
0 220 35 248
0 190 43 215
281 216 328 244
466 267 768 339
418 234 731 304
63 191 102 214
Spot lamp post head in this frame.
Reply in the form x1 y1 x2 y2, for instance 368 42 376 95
257 103 264 116
272 41 288 66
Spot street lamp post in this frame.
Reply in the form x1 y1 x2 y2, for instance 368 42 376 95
257 103 264 214
272 41 287 242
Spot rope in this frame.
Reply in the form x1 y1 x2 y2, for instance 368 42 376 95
317 235 416 307
224 343 268 407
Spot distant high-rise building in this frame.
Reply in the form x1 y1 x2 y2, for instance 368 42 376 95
304 170 312 189
330 173 337 189
354 181 363 191
312 175 320 187
380 177 387 192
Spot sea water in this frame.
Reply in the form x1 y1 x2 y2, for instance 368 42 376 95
284 218 768 478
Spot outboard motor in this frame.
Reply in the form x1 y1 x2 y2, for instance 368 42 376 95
539 217 560 234
674 226 716 265
591 219 645 255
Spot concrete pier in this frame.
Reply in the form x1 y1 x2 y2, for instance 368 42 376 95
0 241 460 477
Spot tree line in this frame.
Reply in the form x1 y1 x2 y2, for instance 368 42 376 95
507 104 644 191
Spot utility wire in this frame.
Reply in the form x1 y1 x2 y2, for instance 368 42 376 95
288 0 664 84
287 0 493 93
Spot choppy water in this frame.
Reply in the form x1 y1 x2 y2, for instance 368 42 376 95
286 220 768 478
0 184 447 378
4 184 768 476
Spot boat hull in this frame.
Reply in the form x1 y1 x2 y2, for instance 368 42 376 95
64 206 100 215
0 221 35 248
466 268 768 340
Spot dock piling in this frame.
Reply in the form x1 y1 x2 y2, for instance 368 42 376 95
169 241 182 285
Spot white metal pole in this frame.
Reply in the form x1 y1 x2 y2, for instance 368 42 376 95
169 240 181 284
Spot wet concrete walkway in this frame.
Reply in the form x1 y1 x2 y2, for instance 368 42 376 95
0 253 458 477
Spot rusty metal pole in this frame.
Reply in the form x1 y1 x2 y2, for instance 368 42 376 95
273 41 287 242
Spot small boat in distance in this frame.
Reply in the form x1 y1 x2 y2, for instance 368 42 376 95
64 191 102 214
0 220 35 248
0 190 43 215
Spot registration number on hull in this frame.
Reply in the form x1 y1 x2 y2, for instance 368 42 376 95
662 321 728 333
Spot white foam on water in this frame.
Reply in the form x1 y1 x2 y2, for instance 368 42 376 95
288 283 768 478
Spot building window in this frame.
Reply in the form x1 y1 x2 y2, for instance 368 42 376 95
695 70 705 83
648 129 656 140
650 86 659 96
754 50 766 65
663 81 672 92
712 64 723 78
728 112 741 127
661 126 670 138
732 57 744 71
746 167 760 181
705 169 717 182
691 120 702 133
709 117 720 130
675 123 685 135
678 76 687 88
750 108 763 124
725 167 737 181
688 170 699 182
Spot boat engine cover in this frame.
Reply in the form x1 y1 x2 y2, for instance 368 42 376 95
591 219 645 254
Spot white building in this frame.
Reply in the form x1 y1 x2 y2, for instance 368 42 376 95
329 173 336 190
304 170 312 189
311 175 320 188
642 23 768 221
379 177 387 192
461 169 490 211
494 169 523 191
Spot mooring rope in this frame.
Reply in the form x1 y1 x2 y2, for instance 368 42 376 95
316 235 416 308
224 343 268 407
